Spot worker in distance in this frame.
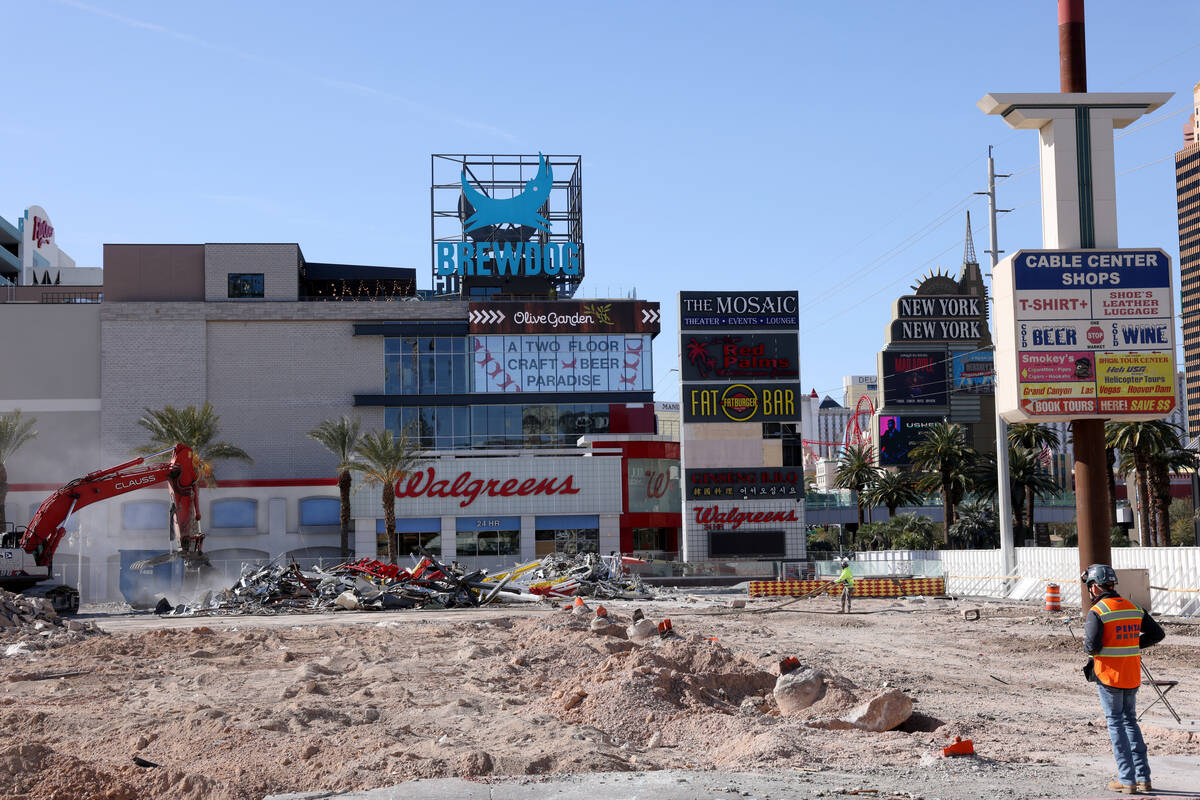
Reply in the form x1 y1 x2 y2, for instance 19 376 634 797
833 558 854 613
1080 564 1165 794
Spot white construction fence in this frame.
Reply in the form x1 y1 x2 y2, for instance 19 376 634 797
941 547 1200 617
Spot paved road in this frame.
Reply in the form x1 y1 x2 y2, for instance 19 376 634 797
265 758 1200 800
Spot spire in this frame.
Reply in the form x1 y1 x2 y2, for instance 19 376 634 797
963 210 978 266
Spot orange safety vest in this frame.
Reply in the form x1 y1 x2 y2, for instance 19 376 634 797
1091 596 1144 689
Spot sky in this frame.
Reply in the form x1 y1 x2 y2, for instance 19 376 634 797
5 0 1199 404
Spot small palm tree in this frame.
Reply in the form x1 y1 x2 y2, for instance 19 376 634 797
133 403 252 486
908 422 977 540
1007 423 1061 540
308 416 362 560
949 499 997 549
0 410 38 528
1148 445 1196 547
350 427 421 564
833 444 880 528
862 469 923 518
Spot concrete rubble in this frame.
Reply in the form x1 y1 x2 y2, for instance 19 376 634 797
0 588 106 655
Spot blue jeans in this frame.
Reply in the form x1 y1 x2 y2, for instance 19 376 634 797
1096 683 1149 785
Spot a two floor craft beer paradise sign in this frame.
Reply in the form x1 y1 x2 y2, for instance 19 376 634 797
993 248 1176 422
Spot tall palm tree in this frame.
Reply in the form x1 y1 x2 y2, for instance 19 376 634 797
1106 421 1180 546
0 410 37 528
862 469 923 518
1007 423 1060 540
1007 447 1060 543
134 403 253 486
308 416 362 560
1148 445 1196 547
350 427 420 564
833 444 880 528
908 421 976 539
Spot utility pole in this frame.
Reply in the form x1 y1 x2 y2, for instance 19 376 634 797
976 147 1015 581
1057 0 1113 598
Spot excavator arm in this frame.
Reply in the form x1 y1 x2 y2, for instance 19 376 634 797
18 443 206 569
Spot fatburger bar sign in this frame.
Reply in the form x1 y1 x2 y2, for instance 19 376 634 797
383 455 621 515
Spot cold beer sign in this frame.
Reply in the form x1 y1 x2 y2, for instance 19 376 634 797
993 248 1176 422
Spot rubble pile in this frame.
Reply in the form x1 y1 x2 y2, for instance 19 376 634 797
172 552 522 615
0 588 105 655
520 553 652 599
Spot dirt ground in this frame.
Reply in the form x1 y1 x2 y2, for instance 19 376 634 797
0 593 1197 800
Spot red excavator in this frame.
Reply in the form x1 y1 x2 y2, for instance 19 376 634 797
0 444 210 614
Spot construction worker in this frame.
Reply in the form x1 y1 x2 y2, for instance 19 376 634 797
1081 563 1165 795
833 558 854 613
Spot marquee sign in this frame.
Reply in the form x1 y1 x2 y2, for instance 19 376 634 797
469 300 661 335
888 318 984 342
472 334 652 393
679 291 799 330
680 332 799 381
684 468 803 501
994 248 1176 421
683 382 799 423
893 295 983 319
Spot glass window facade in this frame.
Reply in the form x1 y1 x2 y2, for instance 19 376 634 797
455 516 521 557
299 497 340 527
385 337 469 395
535 514 599 556
211 499 257 528
122 501 168 531
376 517 442 558
228 273 264 298
385 403 613 450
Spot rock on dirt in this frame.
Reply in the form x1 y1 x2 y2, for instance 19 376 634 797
773 667 827 715
809 688 913 732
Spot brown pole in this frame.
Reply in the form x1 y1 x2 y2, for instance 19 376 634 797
1059 0 1111 608
1058 0 1087 93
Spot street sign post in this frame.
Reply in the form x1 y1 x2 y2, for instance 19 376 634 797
994 248 1176 423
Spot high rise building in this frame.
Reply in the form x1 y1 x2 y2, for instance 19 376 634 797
1177 81 1200 435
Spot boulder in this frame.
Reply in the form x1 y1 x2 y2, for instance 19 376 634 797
627 618 658 643
811 688 913 732
333 591 360 610
773 668 827 715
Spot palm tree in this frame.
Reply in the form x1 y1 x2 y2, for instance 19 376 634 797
833 444 880 528
1007 423 1061 540
949 498 997 549
350 427 421 564
1148 445 1196 547
1106 421 1180 546
1007 447 1060 542
908 421 976 539
0 410 37 528
308 416 362 560
862 469 922 518
134 403 252 486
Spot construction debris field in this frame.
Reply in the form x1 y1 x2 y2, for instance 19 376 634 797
1 594 1198 800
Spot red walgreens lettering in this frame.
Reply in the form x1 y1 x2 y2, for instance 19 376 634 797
693 505 799 529
396 467 579 507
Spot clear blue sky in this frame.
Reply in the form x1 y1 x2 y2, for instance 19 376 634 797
6 1 1198 403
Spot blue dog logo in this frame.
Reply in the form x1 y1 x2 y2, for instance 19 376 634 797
460 153 553 232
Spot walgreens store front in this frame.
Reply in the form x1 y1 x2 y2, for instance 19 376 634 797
351 452 624 572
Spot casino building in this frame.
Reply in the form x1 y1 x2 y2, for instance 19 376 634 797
1 155 684 601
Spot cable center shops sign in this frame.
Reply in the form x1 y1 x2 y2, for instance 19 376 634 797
993 249 1176 422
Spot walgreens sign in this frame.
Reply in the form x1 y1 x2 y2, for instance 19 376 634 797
397 467 579 508
378 455 621 516
693 505 799 530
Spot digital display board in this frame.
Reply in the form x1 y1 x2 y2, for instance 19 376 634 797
469 300 660 335
882 351 947 407
951 350 995 394
472 334 652 393
684 468 803 501
680 332 799 381
878 415 944 466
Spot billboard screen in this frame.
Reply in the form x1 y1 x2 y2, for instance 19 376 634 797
469 300 661 335
472 334 652 393
680 332 799 382
951 350 995 394
882 351 947 407
684 468 803 501
878 415 944 466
